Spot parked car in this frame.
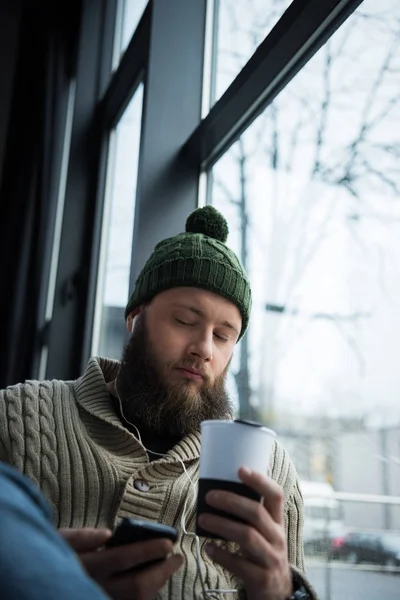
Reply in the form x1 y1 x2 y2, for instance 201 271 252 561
330 531 400 567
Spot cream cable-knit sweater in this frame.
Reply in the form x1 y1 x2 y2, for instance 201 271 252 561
0 357 316 599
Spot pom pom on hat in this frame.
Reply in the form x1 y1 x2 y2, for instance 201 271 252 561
185 206 229 243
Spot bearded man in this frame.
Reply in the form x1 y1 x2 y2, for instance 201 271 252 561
0 206 315 600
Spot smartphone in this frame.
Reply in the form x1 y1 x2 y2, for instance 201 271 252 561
106 518 178 548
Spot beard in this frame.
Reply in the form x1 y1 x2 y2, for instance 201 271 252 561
115 312 233 437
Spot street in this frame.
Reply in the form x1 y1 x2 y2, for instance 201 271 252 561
306 561 400 599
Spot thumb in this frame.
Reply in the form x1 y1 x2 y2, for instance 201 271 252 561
59 527 112 552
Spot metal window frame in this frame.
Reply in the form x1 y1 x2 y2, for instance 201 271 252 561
183 0 364 170
80 8 150 368
45 0 118 379
99 4 151 129
36 79 77 380
127 0 207 289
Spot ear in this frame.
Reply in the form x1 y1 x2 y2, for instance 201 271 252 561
126 307 141 333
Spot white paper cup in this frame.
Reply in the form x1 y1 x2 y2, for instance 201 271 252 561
196 419 276 538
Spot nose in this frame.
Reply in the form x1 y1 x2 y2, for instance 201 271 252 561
188 330 213 362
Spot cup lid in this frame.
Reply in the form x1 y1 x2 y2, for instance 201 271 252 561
234 418 263 428
234 419 276 436
201 419 276 436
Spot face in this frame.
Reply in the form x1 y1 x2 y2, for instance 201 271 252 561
116 287 242 436
144 286 241 386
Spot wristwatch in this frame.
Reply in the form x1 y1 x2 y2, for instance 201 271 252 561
286 585 309 599
286 572 310 599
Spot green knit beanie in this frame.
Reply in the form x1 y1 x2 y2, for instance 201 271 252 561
125 206 252 339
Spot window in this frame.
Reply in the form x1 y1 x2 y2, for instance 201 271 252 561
212 0 292 103
210 0 400 589
92 84 144 359
305 505 341 522
114 0 148 66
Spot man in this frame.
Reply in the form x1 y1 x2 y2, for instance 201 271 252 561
0 206 315 599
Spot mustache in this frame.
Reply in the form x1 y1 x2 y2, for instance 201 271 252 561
170 360 211 382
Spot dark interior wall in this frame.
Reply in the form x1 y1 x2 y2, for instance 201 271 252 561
0 0 22 189
0 0 82 387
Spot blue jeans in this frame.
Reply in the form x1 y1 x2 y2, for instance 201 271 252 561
0 462 107 599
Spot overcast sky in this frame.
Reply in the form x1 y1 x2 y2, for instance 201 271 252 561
213 0 400 425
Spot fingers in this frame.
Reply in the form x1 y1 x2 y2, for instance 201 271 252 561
238 467 284 525
198 513 275 566
201 470 292 600
206 542 264 581
199 469 286 567
203 489 282 546
58 528 112 552
111 554 184 600
59 529 184 599
82 538 176 578
205 543 292 598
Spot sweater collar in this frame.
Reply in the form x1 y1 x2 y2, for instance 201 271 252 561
74 357 201 462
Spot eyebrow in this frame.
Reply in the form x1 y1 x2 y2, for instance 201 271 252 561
174 304 240 336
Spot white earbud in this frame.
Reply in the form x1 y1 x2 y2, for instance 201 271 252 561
128 317 134 333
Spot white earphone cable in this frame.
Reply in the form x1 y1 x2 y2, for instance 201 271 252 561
114 379 237 598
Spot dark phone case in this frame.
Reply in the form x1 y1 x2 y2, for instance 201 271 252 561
106 518 178 548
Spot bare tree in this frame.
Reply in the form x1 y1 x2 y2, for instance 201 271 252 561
212 0 400 422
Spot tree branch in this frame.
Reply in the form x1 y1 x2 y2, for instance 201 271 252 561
312 42 332 176
340 38 399 186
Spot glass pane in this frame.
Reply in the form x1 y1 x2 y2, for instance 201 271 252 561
213 0 292 103
93 84 144 359
116 0 148 62
210 0 400 596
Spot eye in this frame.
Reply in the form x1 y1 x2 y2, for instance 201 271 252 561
214 332 229 343
175 317 192 326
